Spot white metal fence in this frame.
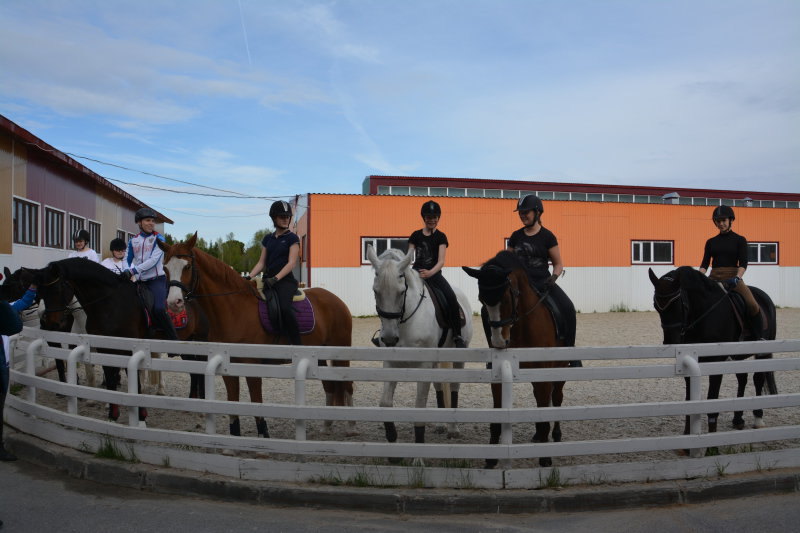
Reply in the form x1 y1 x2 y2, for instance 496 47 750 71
6 327 800 489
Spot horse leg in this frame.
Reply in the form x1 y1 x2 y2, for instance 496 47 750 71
244 375 268 438
222 375 242 436
531 382 554 467
448 376 461 439
55 358 67 383
414 380 432 444
486 382 502 469
706 374 723 433
551 381 566 443
732 372 748 430
752 371 766 428
380 379 399 444
103 366 121 421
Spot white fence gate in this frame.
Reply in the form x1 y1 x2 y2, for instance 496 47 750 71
7 327 800 489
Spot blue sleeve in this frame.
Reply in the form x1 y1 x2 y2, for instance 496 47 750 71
0 300 23 336
11 288 37 312
126 239 134 267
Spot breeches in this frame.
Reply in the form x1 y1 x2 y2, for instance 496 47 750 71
426 272 462 332
709 267 760 315
266 278 301 345
141 276 168 313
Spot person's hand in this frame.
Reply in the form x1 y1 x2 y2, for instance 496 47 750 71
545 273 559 287
244 274 251 281
724 276 740 289
418 269 430 279
119 270 133 281
266 276 279 288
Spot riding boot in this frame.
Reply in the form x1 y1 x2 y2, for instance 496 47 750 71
156 311 179 341
748 311 765 340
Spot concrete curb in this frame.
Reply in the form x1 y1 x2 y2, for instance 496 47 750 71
6 432 799 514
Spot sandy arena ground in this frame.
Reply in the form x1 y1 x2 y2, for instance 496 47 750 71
21 308 800 468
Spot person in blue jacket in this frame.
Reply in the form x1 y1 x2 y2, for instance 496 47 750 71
1 277 37 462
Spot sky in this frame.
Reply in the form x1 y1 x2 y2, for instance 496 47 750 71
1 0 798 243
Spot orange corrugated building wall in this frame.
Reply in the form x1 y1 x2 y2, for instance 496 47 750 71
295 193 799 315
302 194 799 268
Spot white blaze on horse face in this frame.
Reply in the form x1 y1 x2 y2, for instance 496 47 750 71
164 256 188 312
484 303 509 348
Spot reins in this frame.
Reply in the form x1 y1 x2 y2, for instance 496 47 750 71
483 276 553 328
168 251 259 300
375 273 427 324
654 283 733 338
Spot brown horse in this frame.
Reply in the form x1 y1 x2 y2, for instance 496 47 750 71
160 233 354 438
464 250 572 468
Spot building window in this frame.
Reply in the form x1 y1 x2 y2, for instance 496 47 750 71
68 215 85 244
502 190 520 198
748 242 778 264
44 207 65 248
571 192 587 202
377 186 390 195
429 187 446 196
447 188 465 197
467 188 484 197
127 232 136 242
13 198 39 245
116 229 126 241
362 237 408 263
587 193 602 202
89 221 101 249
632 240 673 264
619 194 633 203
409 186 428 196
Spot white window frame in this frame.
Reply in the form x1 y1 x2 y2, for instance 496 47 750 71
632 240 674 265
13 196 40 246
361 236 409 264
88 220 101 251
747 242 778 265
44 205 66 249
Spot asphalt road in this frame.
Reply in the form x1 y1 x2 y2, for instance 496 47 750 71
1 459 798 533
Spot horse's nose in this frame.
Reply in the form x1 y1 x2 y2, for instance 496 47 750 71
381 336 399 347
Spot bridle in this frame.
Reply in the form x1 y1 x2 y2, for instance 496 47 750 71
480 275 551 329
167 250 258 300
654 277 732 339
375 273 427 325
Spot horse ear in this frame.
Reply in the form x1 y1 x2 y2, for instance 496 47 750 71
156 238 169 252
648 268 659 287
3 267 10 278
462 266 481 279
366 244 380 268
186 232 198 249
399 248 414 271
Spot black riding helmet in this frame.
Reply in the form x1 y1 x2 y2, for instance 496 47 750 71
420 200 441 218
269 200 293 219
109 238 127 251
514 194 544 213
135 207 158 223
72 229 90 243
712 205 735 221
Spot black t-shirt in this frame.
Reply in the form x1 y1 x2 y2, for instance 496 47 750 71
507 226 558 281
261 231 300 279
408 229 449 271
700 231 748 270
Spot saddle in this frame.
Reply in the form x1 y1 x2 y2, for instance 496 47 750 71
714 283 768 341
526 275 575 347
258 287 315 335
423 279 466 347
136 283 189 331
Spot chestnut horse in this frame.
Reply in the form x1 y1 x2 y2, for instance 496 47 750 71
464 250 572 468
161 233 354 438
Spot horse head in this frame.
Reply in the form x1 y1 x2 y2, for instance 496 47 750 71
367 245 416 347
162 232 198 312
463 251 519 348
31 262 77 332
0 267 34 302
649 267 695 344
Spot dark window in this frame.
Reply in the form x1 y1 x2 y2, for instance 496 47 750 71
89 221 101 249
44 208 65 248
13 198 39 245
361 237 408 263
632 241 673 264
747 242 778 264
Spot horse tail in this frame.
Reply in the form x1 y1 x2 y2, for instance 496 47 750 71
750 285 779 395
437 361 452 408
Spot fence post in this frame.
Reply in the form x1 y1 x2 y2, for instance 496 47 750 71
677 349 703 458
25 338 44 403
127 349 148 427
500 354 514 469
66 343 88 415
204 354 224 434
294 356 312 441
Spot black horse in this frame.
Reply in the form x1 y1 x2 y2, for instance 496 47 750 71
649 266 778 434
31 258 209 421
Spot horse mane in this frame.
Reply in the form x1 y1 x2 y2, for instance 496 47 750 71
378 248 407 262
191 246 252 288
674 265 719 294
484 250 524 272
53 258 123 287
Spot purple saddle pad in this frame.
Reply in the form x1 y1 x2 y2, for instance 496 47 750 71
258 297 315 335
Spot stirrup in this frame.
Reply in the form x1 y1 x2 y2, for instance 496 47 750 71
371 337 380 347
453 336 466 348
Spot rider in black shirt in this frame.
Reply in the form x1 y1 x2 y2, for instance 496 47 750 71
699 205 764 339
408 201 466 348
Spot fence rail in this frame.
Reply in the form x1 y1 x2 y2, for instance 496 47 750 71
7 327 800 489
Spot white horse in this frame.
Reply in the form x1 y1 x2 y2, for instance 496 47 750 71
367 246 473 446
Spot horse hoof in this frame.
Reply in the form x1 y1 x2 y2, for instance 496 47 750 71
539 457 553 468
484 459 498 469
753 418 766 429
732 421 745 430
138 421 147 428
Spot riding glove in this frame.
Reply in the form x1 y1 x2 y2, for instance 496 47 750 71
545 273 559 287
724 276 740 289
119 270 133 281
266 276 279 288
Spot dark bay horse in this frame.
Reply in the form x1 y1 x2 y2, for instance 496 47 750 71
464 250 572 468
31 258 209 421
649 266 778 434
161 233 354 438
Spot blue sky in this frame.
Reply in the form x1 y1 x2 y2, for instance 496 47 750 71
1 0 798 243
